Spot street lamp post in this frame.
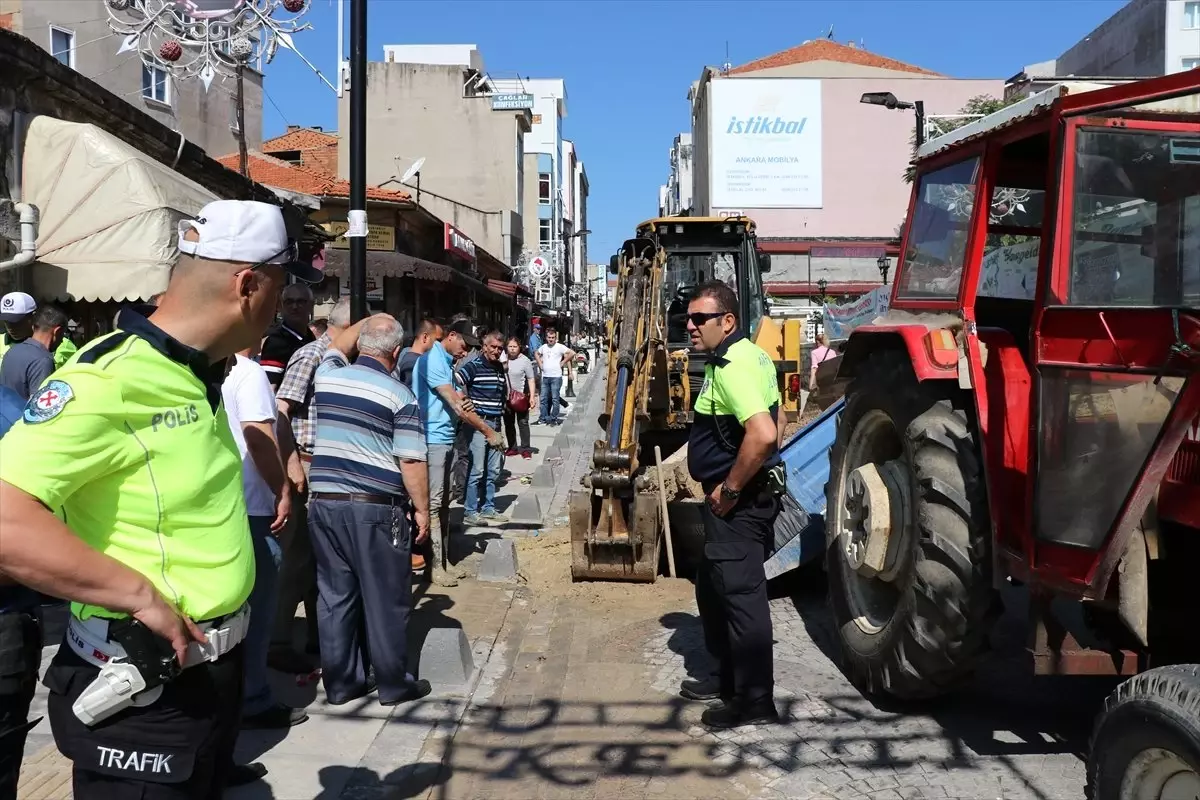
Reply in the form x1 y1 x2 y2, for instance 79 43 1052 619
877 254 891 285
860 91 926 147
562 229 590 399
347 0 368 323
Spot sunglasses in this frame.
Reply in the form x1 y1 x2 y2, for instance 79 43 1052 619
247 240 299 273
687 311 728 327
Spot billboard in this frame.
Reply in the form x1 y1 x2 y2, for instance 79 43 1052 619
709 78 822 209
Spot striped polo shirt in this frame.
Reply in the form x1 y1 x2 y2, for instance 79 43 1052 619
455 355 507 418
310 350 427 497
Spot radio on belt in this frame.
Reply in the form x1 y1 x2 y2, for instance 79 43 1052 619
72 619 182 727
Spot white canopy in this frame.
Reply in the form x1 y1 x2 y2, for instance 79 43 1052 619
22 116 217 302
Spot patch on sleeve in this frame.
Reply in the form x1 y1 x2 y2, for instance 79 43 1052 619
24 379 75 424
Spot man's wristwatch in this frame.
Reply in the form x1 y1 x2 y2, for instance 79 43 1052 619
720 482 741 502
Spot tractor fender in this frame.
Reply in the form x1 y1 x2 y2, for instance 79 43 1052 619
837 320 963 384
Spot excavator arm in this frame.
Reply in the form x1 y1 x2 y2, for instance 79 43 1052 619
570 238 685 581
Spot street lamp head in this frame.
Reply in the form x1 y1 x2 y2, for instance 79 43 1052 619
876 254 891 285
860 91 914 111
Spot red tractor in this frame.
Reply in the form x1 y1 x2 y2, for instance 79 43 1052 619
825 73 1200 799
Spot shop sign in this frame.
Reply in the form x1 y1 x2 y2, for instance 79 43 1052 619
324 221 395 252
810 246 887 259
444 223 477 262
339 275 384 302
492 93 534 111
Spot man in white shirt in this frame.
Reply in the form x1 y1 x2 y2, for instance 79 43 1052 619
222 348 309 730
535 328 575 426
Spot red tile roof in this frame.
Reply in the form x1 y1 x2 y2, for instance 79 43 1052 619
261 127 339 152
216 151 409 202
728 39 940 77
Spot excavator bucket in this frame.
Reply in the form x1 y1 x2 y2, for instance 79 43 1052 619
569 488 660 582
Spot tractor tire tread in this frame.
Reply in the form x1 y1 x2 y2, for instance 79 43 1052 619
825 350 997 700
1087 665 1200 800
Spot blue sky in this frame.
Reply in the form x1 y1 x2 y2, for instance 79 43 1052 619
261 0 1128 259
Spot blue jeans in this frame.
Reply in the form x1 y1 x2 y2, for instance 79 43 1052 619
464 417 503 515
540 376 563 423
244 516 282 715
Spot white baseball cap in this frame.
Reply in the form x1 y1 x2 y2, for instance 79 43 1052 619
0 292 36 322
178 200 323 283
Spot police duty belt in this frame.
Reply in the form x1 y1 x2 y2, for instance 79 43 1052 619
67 604 250 727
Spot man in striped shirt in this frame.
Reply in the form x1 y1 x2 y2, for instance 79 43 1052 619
308 314 432 707
456 329 508 526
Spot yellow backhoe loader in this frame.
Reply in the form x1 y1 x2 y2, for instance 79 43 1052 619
569 216 801 581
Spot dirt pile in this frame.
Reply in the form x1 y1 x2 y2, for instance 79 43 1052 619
640 443 704 501
514 527 695 606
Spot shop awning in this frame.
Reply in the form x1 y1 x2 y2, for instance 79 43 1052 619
485 279 534 298
323 249 512 301
23 116 218 302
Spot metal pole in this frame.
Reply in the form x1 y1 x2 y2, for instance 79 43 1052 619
335 0 344 99
348 0 367 323
914 99 926 148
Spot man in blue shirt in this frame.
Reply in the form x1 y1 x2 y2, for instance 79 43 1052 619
412 319 504 586
456 329 508 526
308 314 432 707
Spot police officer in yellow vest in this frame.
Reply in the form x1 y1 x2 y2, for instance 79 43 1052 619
680 280 787 731
0 292 76 372
0 200 321 798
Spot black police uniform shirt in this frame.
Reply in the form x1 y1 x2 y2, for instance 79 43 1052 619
688 330 783 489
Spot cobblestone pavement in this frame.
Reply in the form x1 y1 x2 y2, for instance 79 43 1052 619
645 578 1111 800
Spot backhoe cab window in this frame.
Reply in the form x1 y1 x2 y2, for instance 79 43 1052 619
665 252 740 345
1068 129 1200 307
897 156 981 300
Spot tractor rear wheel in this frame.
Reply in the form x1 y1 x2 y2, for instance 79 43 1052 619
824 351 996 699
1087 665 1200 800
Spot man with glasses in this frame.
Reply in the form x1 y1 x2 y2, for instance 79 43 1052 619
260 284 316 390
679 280 787 731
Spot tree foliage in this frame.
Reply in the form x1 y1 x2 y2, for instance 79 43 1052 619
902 94 1021 184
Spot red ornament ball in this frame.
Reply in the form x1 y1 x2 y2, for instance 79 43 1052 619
158 40 182 62
282 0 305 12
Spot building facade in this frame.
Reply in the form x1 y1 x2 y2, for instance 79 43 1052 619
686 39 1003 310
0 0 263 156
1017 0 1200 79
338 44 527 268
659 132 694 217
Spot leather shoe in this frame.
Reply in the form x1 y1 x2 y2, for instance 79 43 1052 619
380 678 432 707
327 676 378 706
701 701 780 730
679 676 721 701
227 762 267 786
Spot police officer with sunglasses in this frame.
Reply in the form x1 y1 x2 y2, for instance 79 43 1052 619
677 280 788 731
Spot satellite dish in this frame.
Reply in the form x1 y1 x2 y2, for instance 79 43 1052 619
400 157 425 185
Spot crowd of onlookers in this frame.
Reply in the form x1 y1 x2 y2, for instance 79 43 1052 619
0 283 599 740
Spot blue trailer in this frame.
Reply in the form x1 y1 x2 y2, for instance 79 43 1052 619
763 398 844 579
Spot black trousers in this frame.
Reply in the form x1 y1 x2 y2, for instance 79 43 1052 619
44 642 244 799
272 478 319 653
696 491 779 709
309 499 415 705
0 609 41 799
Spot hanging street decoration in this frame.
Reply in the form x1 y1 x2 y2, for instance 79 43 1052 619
105 0 315 92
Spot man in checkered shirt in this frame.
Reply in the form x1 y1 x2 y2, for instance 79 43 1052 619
270 296 350 673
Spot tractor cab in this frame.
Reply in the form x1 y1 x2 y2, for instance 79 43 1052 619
823 74 1200 782
859 76 1200 602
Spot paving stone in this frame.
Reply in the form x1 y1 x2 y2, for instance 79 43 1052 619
508 491 544 527
531 464 556 487
419 627 476 688
478 538 520 582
